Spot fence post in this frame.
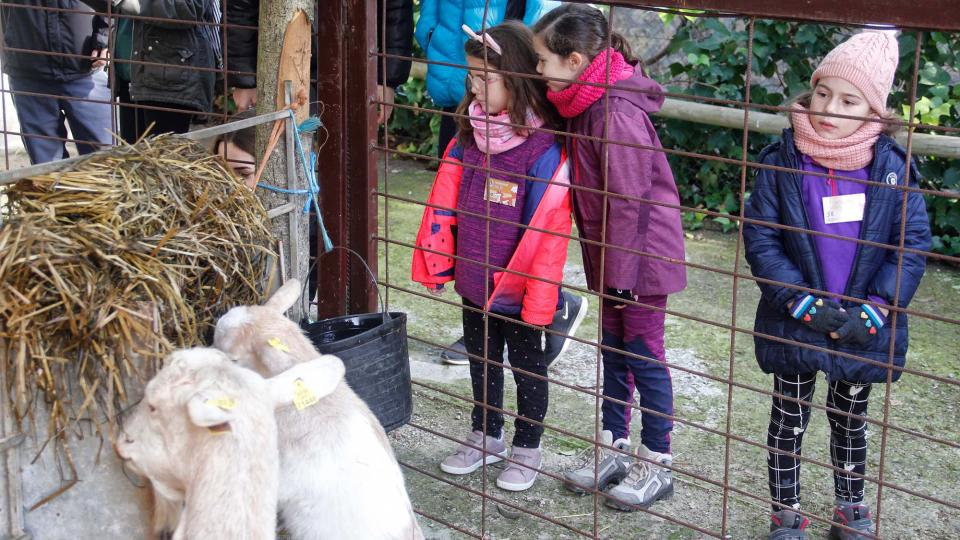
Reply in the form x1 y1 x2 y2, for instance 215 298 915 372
256 0 315 320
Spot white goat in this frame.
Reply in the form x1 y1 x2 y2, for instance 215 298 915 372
116 347 344 540
214 280 424 540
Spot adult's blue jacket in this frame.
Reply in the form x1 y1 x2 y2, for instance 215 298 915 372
743 130 931 383
414 0 548 107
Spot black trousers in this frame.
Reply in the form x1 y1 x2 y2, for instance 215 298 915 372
462 299 548 448
138 100 195 135
768 373 872 510
437 105 457 158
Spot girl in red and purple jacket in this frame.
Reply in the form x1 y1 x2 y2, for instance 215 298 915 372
411 21 572 492
533 3 687 511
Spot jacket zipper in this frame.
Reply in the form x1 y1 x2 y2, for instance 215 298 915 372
840 149 882 301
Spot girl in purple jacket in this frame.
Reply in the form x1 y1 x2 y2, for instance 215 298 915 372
533 3 687 511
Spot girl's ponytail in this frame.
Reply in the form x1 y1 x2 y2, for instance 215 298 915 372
609 32 639 66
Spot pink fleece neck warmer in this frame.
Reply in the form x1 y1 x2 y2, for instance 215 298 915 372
469 101 544 155
790 103 884 171
547 48 635 119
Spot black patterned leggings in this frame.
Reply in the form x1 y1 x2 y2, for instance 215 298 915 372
767 373 872 510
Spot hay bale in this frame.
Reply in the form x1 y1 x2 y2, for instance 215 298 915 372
0 135 276 445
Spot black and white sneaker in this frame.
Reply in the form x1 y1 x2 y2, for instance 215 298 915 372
545 291 588 365
441 337 470 365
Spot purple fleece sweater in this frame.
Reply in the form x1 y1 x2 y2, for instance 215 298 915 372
800 154 881 306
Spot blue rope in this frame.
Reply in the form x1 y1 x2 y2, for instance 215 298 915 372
256 110 333 253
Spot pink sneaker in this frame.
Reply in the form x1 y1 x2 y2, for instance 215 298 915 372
440 431 507 475
496 446 543 491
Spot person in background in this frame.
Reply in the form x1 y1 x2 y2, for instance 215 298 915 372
412 22 571 492
743 31 930 540
533 3 687 511
82 0 220 136
212 109 257 188
1 0 113 164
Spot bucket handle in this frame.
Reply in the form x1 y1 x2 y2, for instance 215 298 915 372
302 246 388 326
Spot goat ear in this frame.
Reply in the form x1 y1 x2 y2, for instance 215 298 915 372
263 279 301 313
268 355 345 410
187 393 237 427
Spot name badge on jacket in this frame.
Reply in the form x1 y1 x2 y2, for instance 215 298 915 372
484 178 519 207
823 193 865 224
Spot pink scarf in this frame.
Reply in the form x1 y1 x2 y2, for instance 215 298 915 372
547 48 635 118
469 101 544 155
790 103 883 170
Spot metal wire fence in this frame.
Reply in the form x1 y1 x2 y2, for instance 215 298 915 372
0 0 958 538
373 1 960 539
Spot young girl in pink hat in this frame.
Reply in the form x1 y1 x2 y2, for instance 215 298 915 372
743 31 931 540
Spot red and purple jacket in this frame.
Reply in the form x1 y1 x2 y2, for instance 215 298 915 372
411 136 573 325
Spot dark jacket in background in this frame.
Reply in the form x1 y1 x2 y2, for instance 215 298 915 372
743 130 931 383
1 0 109 82
225 0 413 90
127 0 220 112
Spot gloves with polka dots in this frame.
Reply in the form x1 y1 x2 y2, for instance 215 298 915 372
789 294 848 334
834 305 885 346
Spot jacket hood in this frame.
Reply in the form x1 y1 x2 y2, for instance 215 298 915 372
608 66 665 114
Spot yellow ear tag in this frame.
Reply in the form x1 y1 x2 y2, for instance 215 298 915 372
268 337 290 353
206 396 237 411
293 378 319 411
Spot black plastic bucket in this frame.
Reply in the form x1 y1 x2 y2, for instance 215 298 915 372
300 312 412 432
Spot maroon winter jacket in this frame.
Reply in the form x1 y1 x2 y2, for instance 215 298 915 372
566 69 687 296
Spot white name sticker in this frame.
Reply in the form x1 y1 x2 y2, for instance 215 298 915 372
823 193 865 225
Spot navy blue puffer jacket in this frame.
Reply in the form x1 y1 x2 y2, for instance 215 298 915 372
743 130 931 383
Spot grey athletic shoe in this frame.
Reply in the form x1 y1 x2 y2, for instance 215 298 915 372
770 509 810 540
605 444 674 511
829 503 874 540
496 446 542 492
544 291 589 365
440 430 507 475
563 430 632 494
441 337 469 365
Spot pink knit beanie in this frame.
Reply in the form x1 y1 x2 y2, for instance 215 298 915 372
811 31 899 114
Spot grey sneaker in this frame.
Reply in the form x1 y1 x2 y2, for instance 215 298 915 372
563 430 632 494
439 430 507 475
770 509 809 540
545 291 588 365
605 444 674 511
496 446 542 492
441 337 469 365
829 503 874 540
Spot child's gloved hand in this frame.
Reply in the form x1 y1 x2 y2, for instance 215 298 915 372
606 287 637 309
833 305 884 346
789 294 848 334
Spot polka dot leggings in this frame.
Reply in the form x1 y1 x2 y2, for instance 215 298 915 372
462 299 548 449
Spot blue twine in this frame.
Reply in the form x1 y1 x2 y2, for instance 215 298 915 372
256 110 333 253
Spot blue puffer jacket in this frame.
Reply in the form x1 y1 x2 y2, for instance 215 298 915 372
743 130 931 383
414 0 548 107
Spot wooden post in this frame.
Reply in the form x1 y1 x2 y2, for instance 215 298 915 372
255 1 315 320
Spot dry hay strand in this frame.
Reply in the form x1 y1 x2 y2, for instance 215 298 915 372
0 134 276 447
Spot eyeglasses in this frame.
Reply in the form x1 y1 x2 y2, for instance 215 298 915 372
467 73 502 91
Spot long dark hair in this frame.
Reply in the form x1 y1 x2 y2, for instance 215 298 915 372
455 21 559 146
789 91 900 136
532 3 638 65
